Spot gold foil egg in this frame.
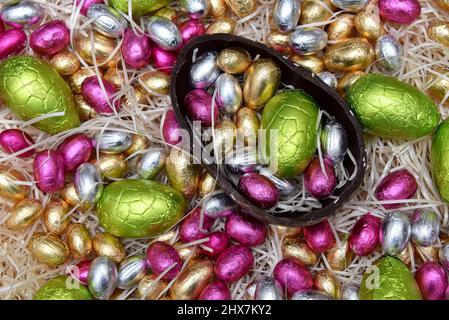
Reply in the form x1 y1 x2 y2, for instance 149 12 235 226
199 172 217 197
314 270 341 299
324 38 375 72
74 31 117 66
104 67 122 89
325 235 353 271
397 244 414 267
210 0 227 17
30 233 70 266
206 18 236 35
266 30 291 55
137 274 168 300
211 120 236 157
123 86 147 107
415 244 440 264
290 54 325 74
139 71 170 96
435 0 449 11
336 71 365 97
224 0 257 18
217 47 252 74
282 237 318 266
0 166 29 202
50 51 80 76
75 95 97 121
125 134 150 156
155 7 178 23
61 182 90 211
43 200 70 235
165 148 200 198
327 13 356 41
236 107 260 146
170 259 214 300
69 68 100 94
67 223 92 259
93 232 126 263
176 243 203 261
355 1 384 41
6 198 42 231
271 225 303 238
429 22 449 47
428 73 449 103
92 153 128 179
152 228 178 244
300 0 334 24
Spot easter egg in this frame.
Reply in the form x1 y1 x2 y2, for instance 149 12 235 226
110 0 170 15
33 276 92 300
431 119 449 203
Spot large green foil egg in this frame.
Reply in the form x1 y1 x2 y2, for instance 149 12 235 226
347 74 440 139
110 0 171 15
33 276 92 300
96 179 186 238
0 55 80 134
261 90 319 178
431 119 449 202
359 256 422 300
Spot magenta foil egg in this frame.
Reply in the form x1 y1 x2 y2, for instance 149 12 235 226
348 213 382 256
179 207 214 243
415 262 448 300
152 46 177 74
75 0 104 15
202 231 229 258
121 28 151 69
33 150 65 193
0 29 27 59
68 260 92 284
375 169 417 209
225 213 267 247
304 157 336 199
81 76 122 114
238 173 279 209
57 134 93 172
162 109 182 145
184 89 218 127
0 129 34 158
179 19 205 46
303 220 336 253
273 258 313 295
29 20 70 56
199 281 231 300
0 18 4 33
146 241 182 280
378 0 421 25
214 245 254 283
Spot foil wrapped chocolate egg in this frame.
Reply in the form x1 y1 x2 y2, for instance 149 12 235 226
199 281 231 300
117 255 147 289
235 107 259 146
326 235 353 271
81 76 121 114
348 213 381 256
146 241 182 279
210 120 236 157
273 0 301 33
355 2 384 41
378 0 421 25
0 129 34 158
225 213 267 247
0 166 29 202
291 290 333 300
110 0 170 15
43 200 70 235
415 261 448 300
324 38 374 72
33 276 92 300
303 220 336 253
0 28 27 60
30 233 69 266
318 72 338 88
162 109 182 145
189 51 220 89
87 4 127 38
67 223 93 259
304 157 336 199
336 71 364 98
33 150 65 193
435 0 449 11
137 274 168 300
125 134 150 156
145 16 182 51
179 207 214 243
282 237 318 266
199 172 217 197
179 19 205 45
152 47 177 74
184 89 218 127
58 134 93 172
93 232 125 263
289 27 328 55
238 173 279 208
70 68 99 94
121 28 151 69
0 0 43 28
267 31 291 54
224 0 257 18
61 182 90 211
320 120 348 164
202 231 229 258
94 131 133 154
139 71 170 96
432 120 449 203
341 285 359 300
429 22 449 47
74 163 103 206
93 153 128 179
273 258 313 295
136 149 166 180
314 270 341 299
217 47 252 74
375 35 403 74
290 54 324 74
30 20 70 56
166 148 200 198
375 169 417 209
180 0 210 19
206 18 236 35
88 256 118 300
215 73 242 114
6 198 42 231
410 210 440 247
215 245 254 283
327 13 356 41
347 73 440 139
97 179 186 238
202 192 237 218
210 0 227 17
380 211 411 256
74 31 117 66
255 277 284 300
225 147 258 173
170 259 214 300
300 0 334 24
258 167 299 199
331 0 368 11
68 260 91 285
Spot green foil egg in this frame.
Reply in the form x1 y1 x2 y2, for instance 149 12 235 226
110 0 171 15
347 73 440 139
96 179 186 238
261 90 319 178
33 276 92 300
0 55 80 134
359 256 422 300
431 119 449 202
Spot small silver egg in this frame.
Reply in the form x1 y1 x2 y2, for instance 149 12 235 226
318 71 338 89
291 290 334 300
320 120 348 164
144 16 182 51
411 209 440 247
136 149 166 180
180 0 210 19
202 192 237 218
254 277 284 300
380 211 411 256
341 285 359 300
289 27 328 55
74 163 103 206
88 256 118 300
190 51 221 89
330 0 368 12
258 166 299 198
225 147 259 173
0 0 43 28
273 0 301 33
439 243 449 270
94 131 133 154
215 73 242 114
375 35 403 74
87 4 128 38
117 255 147 289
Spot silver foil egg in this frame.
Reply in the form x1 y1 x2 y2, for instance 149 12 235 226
411 209 440 247
180 0 210 19
87 4 128 38
117 255 147 289
330 0 369 12
0 0 43 28
225 147 259 173
318 71 338 88
341 285 359 300
144 16 182 51
215 73 242 114
258 166 299 199
136 148 166 180
189 51 221 89
320 120 348 164
375 35 403 74
439 243 449 269
273 0 301 33
74 163 103 206
291 290 334 300
88 256 118 300
289 27 328 55
202 191 237 218
254 277 284 300
380 211 411 256
94 131 133 154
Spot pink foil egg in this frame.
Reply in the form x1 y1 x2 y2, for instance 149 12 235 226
152 46 177 74
179 19 205 46
0 29 27 59
273 258 313 295
348 213 382 256
238 173 279 209
225 213 267 247
179 207 214 243
29 20 70 56
0 18 4 33
68 260 92 284
184 89 218 127
121 28 151 69
81 76 122 114
0 129 34 158
162 109 183 145
415 262 448 300
57 134 93 172
146 241 182 280
303 220 336 253
199 281 231 300
375 169 417 209
75 0 104 16
304 157 336 199
202 231 229 258
33 150 65 193
378 0 421 25
214 245 254 283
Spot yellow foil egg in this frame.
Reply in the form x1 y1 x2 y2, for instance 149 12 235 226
290 54 325 74
325 235 353 271
266 30 291 55
93 232 126 263
104 67 122 89
75 95 97 121
0 166 29 202
300 0 334 24
176 243 203 261
166 148 200 199
199 172 217 197
170 259 214 300
217 47 252 74
429 22 449 47
125 134 150 156
435 0 449 11
74 31 117 66
6 198 42 231
206 18 236 35
314 270 341 299
30 233 70 266
92 153 128 179
282 237 318 266
123 86 147 108
139 71 170 96
155 7 178 23
224 0 257 18
336 71 365 98
271 225 303 238
67 223 92 260
210 0 227 17
355 1 384 41
61 183 91 211
428 73 449 104
69 68 100 94
211 120 236 158
324 38 375 72
137 274 168 300
49 51 80 76
43 200 70 235
327 13 356 41
236 107 260 146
